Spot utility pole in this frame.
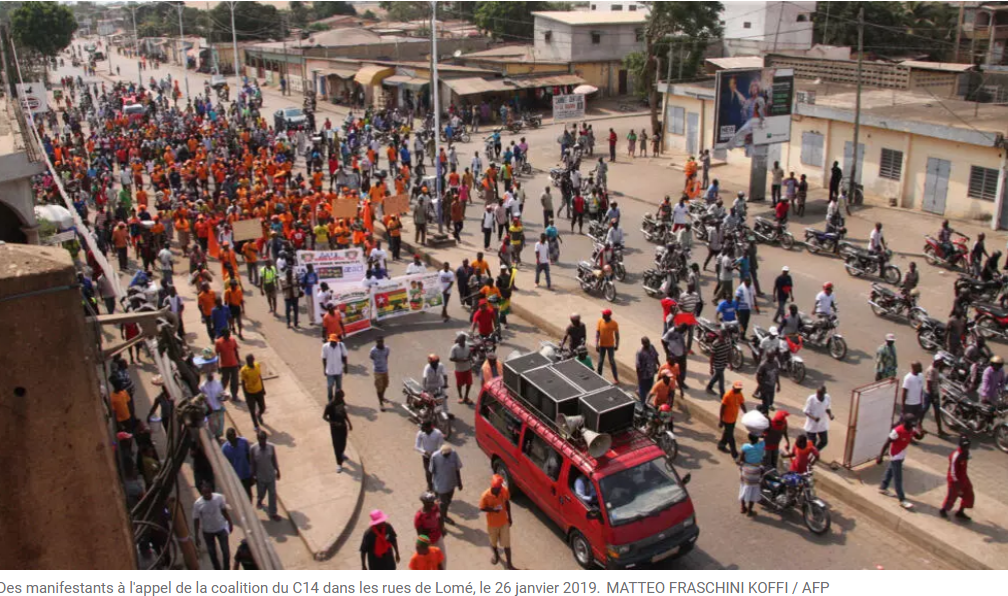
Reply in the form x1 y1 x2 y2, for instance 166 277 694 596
229 0 241 91
662 41 673 155
431 0 444 236
176 3 190 99
129 4 141 88
955 1 965 63
849 7 864 202
281 13 288 96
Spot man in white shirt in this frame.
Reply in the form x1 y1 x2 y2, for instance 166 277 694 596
481 205 496 250
814 283 837 318
534 233 552 290
162 285 185 338
803 386 834 451
471 152 483 177
200 372 226 439
437 263 455 321
415 420 445 491
406 254 427 275
770 161 784 205
672 199 690 231
322 335 349 401
192 483 233 570
369 242 388 271
157 246 174 285
902 361 925 428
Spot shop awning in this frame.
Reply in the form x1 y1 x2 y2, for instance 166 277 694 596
444 77 515 96
383 75 428 89
323 66 358 79
354 64 395 86
510 73 586 89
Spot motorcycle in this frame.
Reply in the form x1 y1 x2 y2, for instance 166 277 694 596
972 302 1008 342
695 318 745 370
634 405 678 461
467 332 498 370
760 467 832 534
549 167 569 189
939 382 1008 453
440 127 471 144
916 317 948 352
587 220 608 244
748 326 806 384
955 274 1005 306
641 214 673 245
803 224 847 255
642 267 679 298
840 244 901 286
868 284 929 330
653 243 689 279
691 213 721 244
923 232 970 271
402 378 452 439
751 217 796 250
798 314 848 361
576 262 617 302
506 120 524 134
521 113 543 129
591 242 626 282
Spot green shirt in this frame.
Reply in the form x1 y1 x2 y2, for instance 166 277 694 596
119 187 132 211
875 344 897 377
577 355 594 369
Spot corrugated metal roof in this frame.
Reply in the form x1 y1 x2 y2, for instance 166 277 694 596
511 73 586 88
900 60 974 73
445 77 513 96
383 75 428 88
706 57 764 70
354 65 395 85
321 67 358 79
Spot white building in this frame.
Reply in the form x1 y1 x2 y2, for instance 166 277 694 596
721 1 816 56
586 1 649 13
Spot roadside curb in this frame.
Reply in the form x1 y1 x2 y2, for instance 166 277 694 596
393 232 991 571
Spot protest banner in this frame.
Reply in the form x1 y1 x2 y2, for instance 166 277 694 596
331 199 359 220
330 285 372 337
371 272 444 322
295 250 367 323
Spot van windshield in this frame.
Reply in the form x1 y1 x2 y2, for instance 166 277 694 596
598 459 686 527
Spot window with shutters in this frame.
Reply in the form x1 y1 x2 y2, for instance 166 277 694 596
800 132 824 167
669 106 685 135
968 166 999 201
879 148 903 181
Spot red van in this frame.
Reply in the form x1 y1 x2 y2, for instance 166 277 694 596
475 377 699 569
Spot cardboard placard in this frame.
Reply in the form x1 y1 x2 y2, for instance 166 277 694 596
231 218 262 243
384 193 410 216
331 199 359 220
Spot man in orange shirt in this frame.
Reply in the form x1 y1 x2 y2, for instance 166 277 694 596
322 305 344 341
112 222 130 270
595 309 620 384
197 283 217 341
407 535 444 570
718 381 748 458
224 279 245 339
241 240 260 287
647 370 676 408
479 474 513 569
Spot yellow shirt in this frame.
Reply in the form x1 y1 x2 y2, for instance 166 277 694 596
240 362 264 394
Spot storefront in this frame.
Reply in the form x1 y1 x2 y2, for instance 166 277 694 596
353 64 396 108
381 70 430 111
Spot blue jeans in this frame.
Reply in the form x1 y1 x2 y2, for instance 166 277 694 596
881 459 905 501
707 368 726 397
637 374 653 402
256 478 277 517
327 374 343 402
597 347 618 381
774 299 788 323
285 297 299 326
535 263 551 288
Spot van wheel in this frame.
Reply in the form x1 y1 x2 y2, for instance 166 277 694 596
491 459 520 497
569 530 594 569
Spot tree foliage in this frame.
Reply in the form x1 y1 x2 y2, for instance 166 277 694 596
11 1 77 58
208 1 281 42
378 1 431 22
132 3 207 39
813 1 958 59
640 1 723 133
311 1 357 20
473 2 554 41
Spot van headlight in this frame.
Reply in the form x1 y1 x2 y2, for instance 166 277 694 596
606 544 631 558
682 515 695 528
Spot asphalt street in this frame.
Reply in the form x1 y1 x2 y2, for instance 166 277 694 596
60 46 967 569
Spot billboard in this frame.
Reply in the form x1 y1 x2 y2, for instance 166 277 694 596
552 94 585 122
713 68 794 150
16 83 49 115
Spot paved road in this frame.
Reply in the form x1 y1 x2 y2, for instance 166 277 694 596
63 45 959 569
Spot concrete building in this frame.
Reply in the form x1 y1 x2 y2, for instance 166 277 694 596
532 10 647 96
721 1 816 57
963 3 1008 66
586 1 649 13
0 97 46 245
658 77 1008 228
0 243 136 569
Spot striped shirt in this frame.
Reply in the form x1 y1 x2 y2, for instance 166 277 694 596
677 292 699 315
711 340 732 370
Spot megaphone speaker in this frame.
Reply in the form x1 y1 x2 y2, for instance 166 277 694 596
557 414 585 435
582 429 612 459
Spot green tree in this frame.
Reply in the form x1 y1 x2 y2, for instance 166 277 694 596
378 1 430 22
361 10 378 21
288 1 310 27
814 1 957 60
640 1 722 134
312 1 357 20
10 1 77 58
473 2 554 41
208 1 281 42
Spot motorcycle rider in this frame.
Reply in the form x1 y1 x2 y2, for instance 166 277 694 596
604 218 624 253
705 179 720 204
814 282 837 320
937 220 955 263
422 354 450 417
732 191 748 223
672 195 691 232
970 233 989 278
657 195 673 224
561 313 587 352
869 222 888 268
979 355 1005 405
903 262 920 294
759 326 790 366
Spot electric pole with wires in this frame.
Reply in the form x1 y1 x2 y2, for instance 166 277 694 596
849 6 864 204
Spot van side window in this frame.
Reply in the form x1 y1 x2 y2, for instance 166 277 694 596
480 392 522 445
522 430 562 481
568 468 598 508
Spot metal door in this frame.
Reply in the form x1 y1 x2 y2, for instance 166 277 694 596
922 157 951 215
686 112 699 155
1000 174 1008 230
843 141 864 184
618 69 628 95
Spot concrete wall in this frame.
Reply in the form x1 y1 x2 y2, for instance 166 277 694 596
535 19 644 63
723 1 815 50
0 244 136 569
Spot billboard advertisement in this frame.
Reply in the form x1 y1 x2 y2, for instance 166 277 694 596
16 83 49 115
713 68 794 150
552 94 585 122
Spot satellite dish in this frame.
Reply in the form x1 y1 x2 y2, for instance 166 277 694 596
453 49 462 58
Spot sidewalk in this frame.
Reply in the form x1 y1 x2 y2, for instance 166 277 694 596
172 272 364 561
393 228 1007 571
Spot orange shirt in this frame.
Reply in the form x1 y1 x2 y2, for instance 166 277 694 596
408 547 444 570
242 242 259 263
111 227 129 248
197 290 217 316
721 390 745 424
322 311 344 339
110 390 131 423
597 319 619 348
649 379 675 407
215 336 240 368
479 488 510 529
224 286 244 307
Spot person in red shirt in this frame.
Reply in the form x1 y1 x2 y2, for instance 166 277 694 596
788 434 819 474
940 435 974 520
608 128 617 162
774 198 790 225
214 329 242 402
877 417 917 509
413 493 446 566
571 193 586 235
470 300 498 340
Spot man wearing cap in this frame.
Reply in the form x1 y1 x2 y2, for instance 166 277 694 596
480 475 514 569
803 386 834 451
360 510 400 570
430 444 464 526
322 334 349 402
414 494 445 564
718 381 748 458
772 266 794 324
596 309 621 384
875 334 899 381
408 535 445 570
